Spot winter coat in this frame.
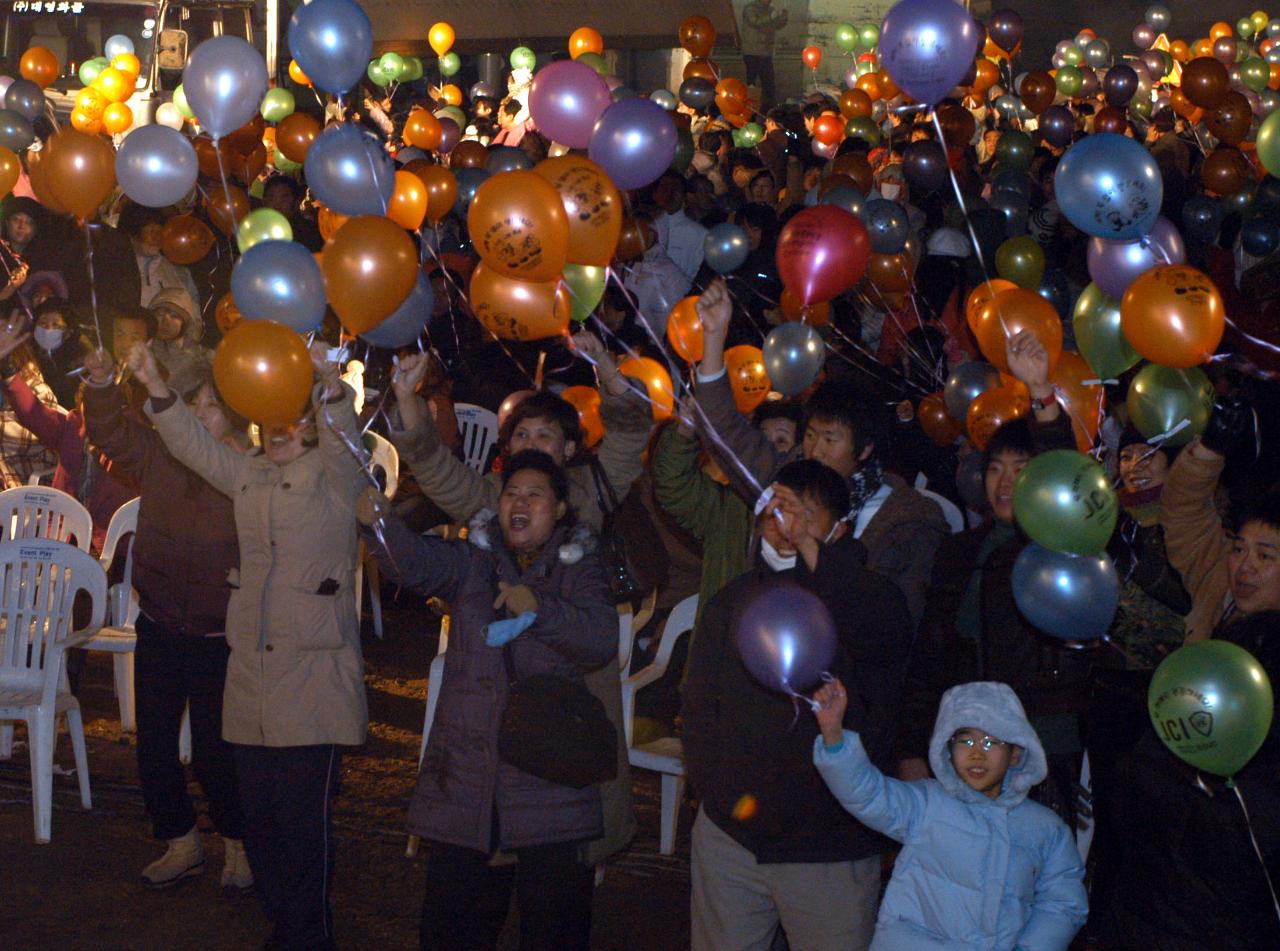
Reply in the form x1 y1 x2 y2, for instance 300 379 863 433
1161 447 1231 643
82 380 238 637
815 682 1088 951
682 536 912 864
146 384 368 747
368 508 617 853
693 371 949 624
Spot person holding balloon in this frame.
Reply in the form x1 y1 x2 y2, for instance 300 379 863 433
683 459 912 951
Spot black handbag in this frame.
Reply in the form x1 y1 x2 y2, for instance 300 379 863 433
588 458 669 606
497 643 617 789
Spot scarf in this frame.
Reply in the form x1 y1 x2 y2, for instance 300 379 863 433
846 456 885 519
1119 483 1164 528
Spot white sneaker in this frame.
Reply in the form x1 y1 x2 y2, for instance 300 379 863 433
220 837 254 892
141 827 205 889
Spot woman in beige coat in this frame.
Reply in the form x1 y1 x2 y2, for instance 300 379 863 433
129 341 367 951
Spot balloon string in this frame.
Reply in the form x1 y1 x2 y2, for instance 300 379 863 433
1049 382 1104 458
318 398 399 574
80 220 105 351
210 139 244 238
1224 315 1280 356
1231 781 1280 929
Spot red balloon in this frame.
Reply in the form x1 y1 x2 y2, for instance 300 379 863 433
775 206 869 306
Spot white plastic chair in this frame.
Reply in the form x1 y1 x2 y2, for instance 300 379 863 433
622 594 698 855
453 403 498 474
617 588 659 674
406 615 451 858
0 538 107 842
355 432 400 640
913 474 965 535
82 498 140 732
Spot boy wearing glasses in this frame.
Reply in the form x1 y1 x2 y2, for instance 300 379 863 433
811 680 1087 951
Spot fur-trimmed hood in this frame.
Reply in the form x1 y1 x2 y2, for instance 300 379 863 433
467 508 597 565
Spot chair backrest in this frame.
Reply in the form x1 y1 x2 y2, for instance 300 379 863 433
649 594 699 678
366 432 400 500
453 403 498 474
918 488 965 535
617 607 634 672
0 486 94 553
0 539 106 695
99 498 140 573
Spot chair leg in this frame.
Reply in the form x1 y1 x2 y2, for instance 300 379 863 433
63 704 91 810
659 772 686 856
114 652 136 733
30 711 53 844
354 542 366 626
178 704 192 765
0 723 12 759
420 654 446 769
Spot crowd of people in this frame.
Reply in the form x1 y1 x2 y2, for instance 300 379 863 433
1 4 1279 951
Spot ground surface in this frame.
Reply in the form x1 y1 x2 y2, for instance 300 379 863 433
0 597 695 951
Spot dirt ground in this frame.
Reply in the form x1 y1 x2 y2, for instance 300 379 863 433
0 597 695 951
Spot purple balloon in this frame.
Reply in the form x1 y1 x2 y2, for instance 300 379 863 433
1140 50 1168 80
1213 36 1238 64
436 116 460 153
880 0 980 106
1132 23 1156 49
844 65 860 89
1040 105 1075 148
1086 215 1186 299
1104 64 1138 107
529 60 612 150
735 582 837 694
988 9 1024 54
588 97 677 191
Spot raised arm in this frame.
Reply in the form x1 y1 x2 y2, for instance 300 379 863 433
812 728 930 845
80 351 163 483
358 489 471 603
650 420 725 542
1160 438 1229 635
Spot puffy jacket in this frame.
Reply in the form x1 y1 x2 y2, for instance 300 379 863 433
146 384 368 747
369 508 616 853
83 380 238 637
815 682 1088 951
1160 445 1231 643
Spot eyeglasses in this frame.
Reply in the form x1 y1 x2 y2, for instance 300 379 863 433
950 734 1008 751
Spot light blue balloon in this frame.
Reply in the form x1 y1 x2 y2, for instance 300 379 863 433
361 274 434 349
115 125 198 208
650 89 677 111
704 223 750 274
864 199 909 254
182 36 268 139
763 322 826 396
1012 544 1119 640
230 240 326 333
1054 133 1163 241
287 0 374 96
303 123 395 216
104 34 135 59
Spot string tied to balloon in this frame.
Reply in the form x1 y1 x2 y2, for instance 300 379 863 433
1232 780 1280 928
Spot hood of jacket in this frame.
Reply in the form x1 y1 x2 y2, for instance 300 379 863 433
928 680 1047 807
466 508 597 566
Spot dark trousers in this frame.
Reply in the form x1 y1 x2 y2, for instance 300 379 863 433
235 743 341 951
135 613 243 840
743 54 776 107
419 838 594 951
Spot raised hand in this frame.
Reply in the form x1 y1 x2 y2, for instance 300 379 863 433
812 678 848 747
126 342 166 396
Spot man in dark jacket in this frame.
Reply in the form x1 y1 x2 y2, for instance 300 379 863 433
683 460 912 951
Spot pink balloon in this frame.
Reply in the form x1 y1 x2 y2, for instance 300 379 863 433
529 60 613 150
775 206 870 306
1087 215 1186 300
436 116 460 153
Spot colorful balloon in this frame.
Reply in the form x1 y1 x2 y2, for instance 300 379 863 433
213 320 314 427
666 296 704 364
763 322 825 397
532 156 622 268
114 125 197 208
967 385 1030 450
973 288 1064 372
736 582 837 694
288 0 373 95
530 60 612 149
588 97 677 191
1086 216 1187 300
468 170 570 282
1013 545 1119 640
469 263 571 341
361 274 433 349
618 356 675 420
321 216 418 334
776 206 870 305
231 240 325 333
1121 265 1224 368
879 0 980 105
1073 283 1140 380
182 36 268 139
1126 364 1214 447
161 215 215 265
561 385 604 447
1055 134 1163 240
1013 450 1118 556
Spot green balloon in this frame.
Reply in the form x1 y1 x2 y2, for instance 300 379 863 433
401 57 424 82
995 130 1033 170
1242 57 1270 92
435 105 466 128
510 46 536 71
1125 363 1213 448
260 88 296 123
1073 282 1140 380
1055 65 1083 97
1012 450 1118 556
562 264 607 322
1261 111 1280 178
835 23 857 52
996 235 1046 290
1128 94 1153 120
173 84 195 120
439 52 461 77
1149 640 1274 777
79 56 108 86
857 24 880 51
273 150 302 172
844 115 881 147
1237 16 1256 39
379 52 405 78
739 122 764 146
1061 46 1083 67
731 128 747 149
236 208 293 254
576 52 609 77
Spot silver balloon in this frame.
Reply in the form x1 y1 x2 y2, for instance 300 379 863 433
819 185 865 219
304 123 395 217
0 109 34 152
650 89 678 110
286 0 374 96
181 36 268 139
361 273 433 349
763 322 826 396
115 125 198 208
1084 39 1111 68
3 80 44 122
704 222 750 274
864 199 909 253
230 240 327 333
1012 544 1119 640
944 361 1001 420
989 190 1030 237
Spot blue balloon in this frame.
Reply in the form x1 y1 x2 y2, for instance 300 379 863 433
879 0 980 106
230 241 326 333
287 0 373 96
182 36 268 139
453 167 491 214
1054 133 1162 240
1241 217 1280 258
304 124 395 217
104 34 135 59
4 80 44 122
1037 268 1072 319
704 222 750 274
820 185 865 219
735 582 837 694
395 147 428 165
864 199 909 254
361 274 434 349
115 125 198 208
588 97 677 192
1012 543 1119 640
763 322 826 396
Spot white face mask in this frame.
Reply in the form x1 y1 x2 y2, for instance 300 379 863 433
34 327 64 351
760 537 797 572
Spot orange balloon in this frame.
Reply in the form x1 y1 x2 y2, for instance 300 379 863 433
569 26 605 60
561 385 604 447
388 169 428 230
75 82 106 118
468 170 570 283
1209 21 1232 41
215 292 244 334
865 252 914 296
684 58 719 83
813 114 844 146
403 109 443 150
161 215 215 265
532 156 622 267
102 101 133 135
1050 352 1104 453
111 52 141 81
317 205 349 242
449 139 488 170
666 296 704 364
0 147 19 200
43 129 115 220
802 46 822 70
322 216 419 334
70 109 102 134
725 345 770 414
780 288 830 327
855 73 881 101
1120 265 1225 368
965 279 1018 333
967 386 1030 449
1192 38 1213 59
839 88 873 119
972 58 1000 93
679 15 717 58
439 84 463 107
469 262 571 341
717 77 748 103
876 71 899 101
619 356 675 421
276 112 320 164
213 320 315 427
94 66 131 103
429 22 456 57
919 392 964 446
289 59 312 87
1170 40 1191 62
615 217 649 263
973 288 1064 372
205 183 250 236
20 47 59 89
26 149 71 215
404 161 458 224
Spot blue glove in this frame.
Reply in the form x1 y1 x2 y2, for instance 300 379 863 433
485 611 537 647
